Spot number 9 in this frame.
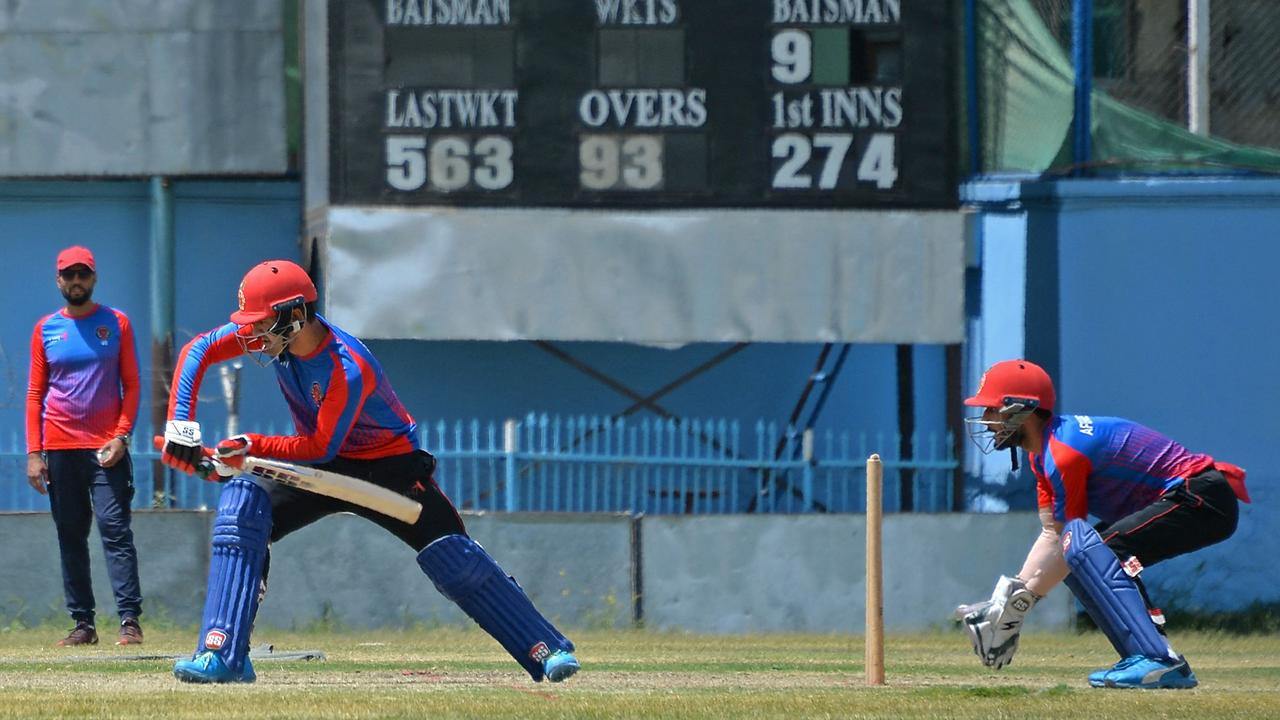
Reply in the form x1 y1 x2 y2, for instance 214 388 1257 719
771 30 812 84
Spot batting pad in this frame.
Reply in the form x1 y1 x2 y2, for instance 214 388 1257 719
1061 519 1171 660
197 478 272 673
418 534 574 681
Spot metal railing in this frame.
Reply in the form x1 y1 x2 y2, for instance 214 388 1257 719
1 415 959 514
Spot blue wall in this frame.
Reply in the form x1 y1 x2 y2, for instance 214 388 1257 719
369 340 943 438
0 181 302 445
0 181 953 509
966 177 1280 610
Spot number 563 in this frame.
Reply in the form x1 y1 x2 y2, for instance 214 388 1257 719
385 135 514 192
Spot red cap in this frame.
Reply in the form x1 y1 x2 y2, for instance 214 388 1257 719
230 260 318 325
56 246 96 272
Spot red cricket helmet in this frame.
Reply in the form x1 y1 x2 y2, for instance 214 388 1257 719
230 260 317 325
965 360 1056 414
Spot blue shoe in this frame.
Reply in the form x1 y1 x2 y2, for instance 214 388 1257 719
1102 654 1197 689
1089 656 1141 687
174 650 257 684
544 650 580 683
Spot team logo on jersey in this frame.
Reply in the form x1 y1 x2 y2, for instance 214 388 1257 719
310 382 324 406
1061 530 1072 552
95 325 111 345
528 641 551 662
204 629 228 650
1074 415 1095 436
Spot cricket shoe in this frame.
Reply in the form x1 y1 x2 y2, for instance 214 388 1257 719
117 617 144 645
1100 654 1197 689
173 650 257 684
1089 655 1140 687
543 649 580 683
56 621 98 647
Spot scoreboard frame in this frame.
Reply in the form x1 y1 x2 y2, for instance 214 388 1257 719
328 0 958 209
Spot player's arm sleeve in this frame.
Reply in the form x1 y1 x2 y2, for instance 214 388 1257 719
112 311 141 437
167 324 246 421
1017 508 1069 597
1036 470 1054 515
25 322 48 454
252 355 374 463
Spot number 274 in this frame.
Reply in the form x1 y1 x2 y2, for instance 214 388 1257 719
771 133 897 190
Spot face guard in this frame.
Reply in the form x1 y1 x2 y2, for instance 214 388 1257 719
236 297 307 367
964 396 1042 455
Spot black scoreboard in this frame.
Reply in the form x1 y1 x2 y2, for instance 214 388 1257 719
329 0 956 208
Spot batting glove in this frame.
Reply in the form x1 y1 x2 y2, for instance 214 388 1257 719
215 434 258 470
162 420 204 475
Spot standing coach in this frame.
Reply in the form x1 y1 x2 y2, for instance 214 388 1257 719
26 246 145 646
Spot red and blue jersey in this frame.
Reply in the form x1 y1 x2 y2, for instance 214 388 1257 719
1031 414 1215 524
26 304 140 453
168 316 419 462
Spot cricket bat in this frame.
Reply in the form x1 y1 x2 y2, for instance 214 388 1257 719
153 436 423 524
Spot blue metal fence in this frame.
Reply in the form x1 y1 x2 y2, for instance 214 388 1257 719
1 415 958 514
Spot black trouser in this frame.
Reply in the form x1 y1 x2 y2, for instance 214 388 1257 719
1095 469 1239 619
45 449 143 623
265 450 465 550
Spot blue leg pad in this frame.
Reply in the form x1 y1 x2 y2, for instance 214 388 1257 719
1063 572 1126 661
195 478 271 674
418 534 574 681
1062 519 1170 660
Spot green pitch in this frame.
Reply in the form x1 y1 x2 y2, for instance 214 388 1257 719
0 627 1277 719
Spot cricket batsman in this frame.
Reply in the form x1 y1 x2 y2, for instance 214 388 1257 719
955 359 1248 689
160 259 580 684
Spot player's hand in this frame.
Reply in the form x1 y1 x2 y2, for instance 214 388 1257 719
97 437 127 468
955 575 1038 670
26 452 48 495
195 457 237 483
215 434 256 470
162 420 204 474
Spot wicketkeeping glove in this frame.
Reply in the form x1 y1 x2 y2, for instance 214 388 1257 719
954 575 1039 670
162 420 204 475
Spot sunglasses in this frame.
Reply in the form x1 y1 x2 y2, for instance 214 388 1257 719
59 268 94 281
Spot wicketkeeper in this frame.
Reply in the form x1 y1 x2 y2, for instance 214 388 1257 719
160 259 579 684
956 359 1247 689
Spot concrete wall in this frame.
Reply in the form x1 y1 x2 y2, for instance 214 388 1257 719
641 513 1072 633
1 510 1074 633
0 511 210 626
256 512 633 631
0 0 286 175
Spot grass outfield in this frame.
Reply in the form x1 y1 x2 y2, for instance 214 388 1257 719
0 627 1277 719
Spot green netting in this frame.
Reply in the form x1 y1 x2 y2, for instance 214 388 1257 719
978 0 1280 175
